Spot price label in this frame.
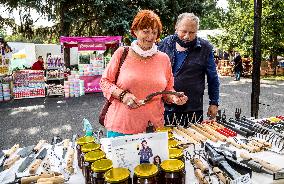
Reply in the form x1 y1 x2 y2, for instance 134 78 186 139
230 174 251 184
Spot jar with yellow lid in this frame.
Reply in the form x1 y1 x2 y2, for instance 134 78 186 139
156 127 173 139
104 168 131 184
168 139 180 148
76 136 95 169
159 159 185 184
83 150 106 184
81 142 101 173
91 159 113 184
133 163 159 184
169 148 184 162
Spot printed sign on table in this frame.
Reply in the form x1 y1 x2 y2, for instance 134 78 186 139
79 75 102 93
100 132 169 174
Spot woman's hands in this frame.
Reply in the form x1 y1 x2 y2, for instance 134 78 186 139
122 93 141 109
169 92 188 105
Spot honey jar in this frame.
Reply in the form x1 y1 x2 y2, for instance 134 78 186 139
104 168 131 184
169 148 184 162
83 150 106 184
76 136 95 168
160 159 185 184
91 159 113 184
133 163 159 184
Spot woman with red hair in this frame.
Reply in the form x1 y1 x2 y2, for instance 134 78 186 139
100 10 188 138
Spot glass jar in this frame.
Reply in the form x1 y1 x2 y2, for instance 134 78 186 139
76 136 95 168
156 127 174 139
84 150 106 184
169 148 185 163
133 163 159 184
160 159 185 184
91 159 113 184
104 168 131 184
81 142 101 175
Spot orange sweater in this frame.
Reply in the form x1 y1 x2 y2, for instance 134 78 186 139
100 47 174 134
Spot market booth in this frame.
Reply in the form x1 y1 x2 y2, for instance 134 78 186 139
60 36 122 93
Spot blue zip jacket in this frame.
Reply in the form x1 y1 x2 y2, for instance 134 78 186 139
158 35 220 112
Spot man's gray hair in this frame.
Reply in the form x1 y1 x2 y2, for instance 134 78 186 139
175 13 200 29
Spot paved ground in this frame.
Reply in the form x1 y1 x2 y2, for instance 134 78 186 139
0 76 283 149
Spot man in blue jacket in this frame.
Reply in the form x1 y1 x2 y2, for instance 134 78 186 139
158 13 220 127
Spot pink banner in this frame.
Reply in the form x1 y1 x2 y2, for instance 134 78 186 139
78 42 106 51
80 75 102 93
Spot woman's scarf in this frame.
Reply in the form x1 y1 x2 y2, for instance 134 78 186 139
131 40 158 58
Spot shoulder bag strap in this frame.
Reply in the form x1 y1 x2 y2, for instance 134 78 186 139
114 46 129 83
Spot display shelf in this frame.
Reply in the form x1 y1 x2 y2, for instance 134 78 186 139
46 67 64 70
47 93 64 96
14 95 45 99
47 78 64 81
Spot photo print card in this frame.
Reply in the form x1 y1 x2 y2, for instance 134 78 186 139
100 132 169 174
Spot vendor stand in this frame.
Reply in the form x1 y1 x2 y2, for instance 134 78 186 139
1 113 284 184
60 36 122 93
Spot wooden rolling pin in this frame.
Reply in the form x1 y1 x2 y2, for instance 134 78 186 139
37 176 64 184
65 148 75 174
5 144 20 157
247 142 261 152
3 155 20 170
240 143 258 153
178 127 207 142
21 173 55 184
213 167 229 184
226 138 242 149
194 168 209 184
240 152 282 172
250 140 265 148
30 159 43 174
173 127 199 144
191 125 218 142
252 138 272 148
192 158 209 173
33 140 47 153
198 124 227 142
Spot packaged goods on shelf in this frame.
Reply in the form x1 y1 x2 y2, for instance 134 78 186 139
64 74 84 98
78 64 104 76
46 84 64 96
47 55 64 68
13 70 45 99
47 69 64 79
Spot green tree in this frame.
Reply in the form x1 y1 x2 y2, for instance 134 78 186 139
209 0 284 61
1 0 222 40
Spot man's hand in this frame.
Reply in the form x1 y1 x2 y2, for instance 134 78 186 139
207 105 218 119
171 92 188 105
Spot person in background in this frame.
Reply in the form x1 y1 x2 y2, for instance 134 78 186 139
158 13 220 126
233 52 243 81
100 10 188 138
32 56 44 70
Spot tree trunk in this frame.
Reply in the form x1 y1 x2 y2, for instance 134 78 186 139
59 1 71 67
251 0 262 118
